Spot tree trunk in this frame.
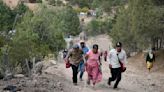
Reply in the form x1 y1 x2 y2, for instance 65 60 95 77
156 37 158 50
162 30 164 48
152 38 156 50
25 59 31 77
159 37 162 48
32 57 36 74
32 57 36 70
2 46 12 80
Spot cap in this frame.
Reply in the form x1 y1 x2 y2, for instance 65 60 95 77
73 44 79 49
116 42 122 47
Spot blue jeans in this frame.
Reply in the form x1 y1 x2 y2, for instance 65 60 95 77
79 61 85 79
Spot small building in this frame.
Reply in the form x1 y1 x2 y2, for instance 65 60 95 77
88 10 96 17
79 12 87 17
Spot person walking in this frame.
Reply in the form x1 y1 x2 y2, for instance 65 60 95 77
85 44 102 87
146 48 155 72
107 42 127 89
79 40 89 81
65 44 83 85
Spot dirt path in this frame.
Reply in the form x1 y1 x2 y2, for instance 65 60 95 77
51 35 164 92
54 59 164 92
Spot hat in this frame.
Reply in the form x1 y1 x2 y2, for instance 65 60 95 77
73 44 79 49
80 40 85 43
116 42 122 47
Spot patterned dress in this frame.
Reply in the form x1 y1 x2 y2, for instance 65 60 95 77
86 50 102 84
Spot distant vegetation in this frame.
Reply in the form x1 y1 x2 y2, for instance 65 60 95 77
0 1 80 76
111 0 164 53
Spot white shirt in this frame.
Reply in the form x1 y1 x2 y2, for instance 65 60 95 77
108 49 127 68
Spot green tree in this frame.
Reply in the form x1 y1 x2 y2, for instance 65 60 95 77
91 0 102 8
111 0 162 52
87 18 113 35
6 6 67 74
0 1 15 32
36 0 42 3
47 0 63 6
0 2 29 32
101 0 125 13
69 0 93 8
57 6 80 36
152 0 164 6
14 3 29 15
0 1 30 76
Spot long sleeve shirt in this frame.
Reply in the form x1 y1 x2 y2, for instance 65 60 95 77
108 49 127 68
66 49 83 65
146 53 155 63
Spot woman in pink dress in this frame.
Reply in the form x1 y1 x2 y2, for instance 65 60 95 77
85 44 102 86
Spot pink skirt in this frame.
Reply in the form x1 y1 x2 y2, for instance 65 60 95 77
86 61 102 84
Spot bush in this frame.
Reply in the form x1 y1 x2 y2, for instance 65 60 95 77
74 7 81 13
36 0 42 3
86 18 113 36
74 7 89 13
47 0 63 6
81 7 89 13
57 6 80 36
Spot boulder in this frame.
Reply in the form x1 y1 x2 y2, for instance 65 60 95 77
33 62 43 75
14 74 25 78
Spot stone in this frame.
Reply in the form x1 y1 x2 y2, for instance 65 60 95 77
151 84 156 86
50 60 57 65
3 72 13 81
14 74 25 78
33 62 43 74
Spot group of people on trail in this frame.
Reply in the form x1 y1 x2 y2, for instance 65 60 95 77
63 40 156 89
64 40 127 89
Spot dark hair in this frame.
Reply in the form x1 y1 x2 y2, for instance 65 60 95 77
93 44 98 49
80 42 85 44
152 47 155 51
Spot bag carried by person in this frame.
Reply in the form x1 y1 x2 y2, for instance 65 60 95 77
66 62 71 68
117 54 126 72
65 59 71 68
119 61 126 72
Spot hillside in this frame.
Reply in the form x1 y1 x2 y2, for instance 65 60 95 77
3 0 39 11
